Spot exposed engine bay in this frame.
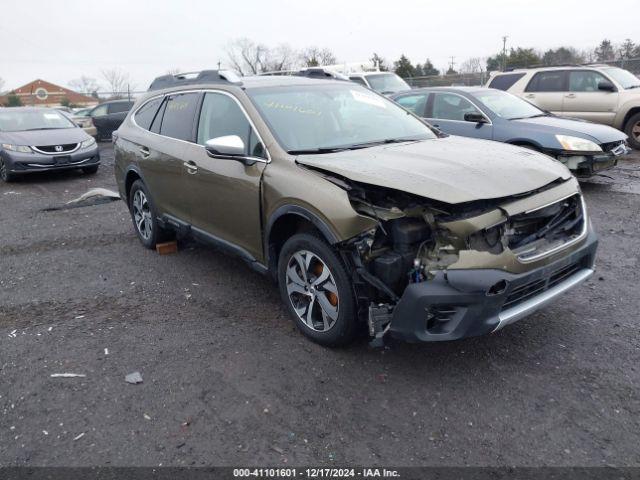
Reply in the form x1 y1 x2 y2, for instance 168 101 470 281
318 173 587 342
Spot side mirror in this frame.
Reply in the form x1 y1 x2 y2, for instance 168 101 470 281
464 112 489 124
205 135 256 165
598 80 616 92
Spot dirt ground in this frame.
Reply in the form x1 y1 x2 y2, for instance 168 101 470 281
1 143 639 467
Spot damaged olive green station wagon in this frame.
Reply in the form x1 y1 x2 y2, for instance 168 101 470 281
114 71 597 347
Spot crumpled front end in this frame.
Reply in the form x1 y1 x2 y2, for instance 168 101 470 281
335 175 597 344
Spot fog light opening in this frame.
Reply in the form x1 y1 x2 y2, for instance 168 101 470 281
487 280 508 296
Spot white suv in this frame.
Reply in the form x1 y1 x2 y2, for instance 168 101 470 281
487 65 640 148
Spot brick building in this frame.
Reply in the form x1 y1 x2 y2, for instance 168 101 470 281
0 79 98 107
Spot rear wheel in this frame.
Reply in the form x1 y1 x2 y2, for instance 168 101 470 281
277 233 358 347
128 180 172 249
624 112 640 150
0 158 16 182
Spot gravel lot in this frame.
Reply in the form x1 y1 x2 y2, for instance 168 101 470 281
1 143 639 467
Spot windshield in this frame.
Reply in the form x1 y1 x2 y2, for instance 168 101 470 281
365 73 411 94
0 109 76 132
248 84 436 153
602 67 640 89
474 89 544 120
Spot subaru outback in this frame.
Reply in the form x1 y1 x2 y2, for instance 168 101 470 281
114 70 597 347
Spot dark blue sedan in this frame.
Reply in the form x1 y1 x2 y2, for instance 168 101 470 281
391 87 629 178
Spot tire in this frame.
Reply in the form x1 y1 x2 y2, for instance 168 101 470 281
82 165 99 175
128 180 172 249
0 157 16 182
624 112 640 150
277 233 358 347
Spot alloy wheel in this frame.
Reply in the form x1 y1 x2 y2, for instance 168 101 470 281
0 159 7 181
633 121 640 142
132 190 153 240
285 250 340 332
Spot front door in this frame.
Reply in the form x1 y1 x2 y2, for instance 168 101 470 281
426 92 493 140
182 91 267 261
563 70 619 125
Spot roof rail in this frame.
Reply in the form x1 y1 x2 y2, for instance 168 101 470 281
148 70 243 91
259 67 350 81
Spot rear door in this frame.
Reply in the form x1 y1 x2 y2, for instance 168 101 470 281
522 70 567 114
181 91 267 260
394 92 429 117
135 92 201 223
563 70 620 125
106 101 134 131
425 92 493 140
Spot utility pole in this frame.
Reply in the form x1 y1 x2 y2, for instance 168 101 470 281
501 36 508 71
217 61 221 70
448 56 456 73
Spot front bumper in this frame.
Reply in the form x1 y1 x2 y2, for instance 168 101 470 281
556 144 630 178
3 146 100 174
388 227 598 343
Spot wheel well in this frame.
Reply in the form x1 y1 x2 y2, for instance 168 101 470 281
267 214 324 277
124 170 141 204
508 140 541 151
623 107 640 129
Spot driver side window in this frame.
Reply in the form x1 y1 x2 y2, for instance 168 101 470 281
432 93 481 121
197 92 266 159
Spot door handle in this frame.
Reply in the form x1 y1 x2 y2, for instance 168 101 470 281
525 93 535 99
432 124 440 128
184 161 198 174
139 146 150 158
565 93 576 99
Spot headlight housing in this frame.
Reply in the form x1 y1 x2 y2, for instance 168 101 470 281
80 137 96 149
1 143 32 153
555 135 602 152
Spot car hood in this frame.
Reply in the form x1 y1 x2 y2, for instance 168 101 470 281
512 115 626 144
296 136 572 204
0 128 89 146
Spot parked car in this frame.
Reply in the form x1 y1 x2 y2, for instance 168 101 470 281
114 72 597 347
57 108 97 138
87 100 134 140
391 87 629 178
487 65 640 149
0 107 100 182
347 72 411 95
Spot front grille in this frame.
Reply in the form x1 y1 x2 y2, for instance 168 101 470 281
508 194 585 261
502 259 584 311
32 143 78 154
601 140 625 153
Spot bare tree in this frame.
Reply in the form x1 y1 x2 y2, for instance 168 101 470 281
300 47 337 67
459 57 485 74
68 76 99 94
101 68 132 97
166 68 182 76
263 44 298 72
226 38 270 75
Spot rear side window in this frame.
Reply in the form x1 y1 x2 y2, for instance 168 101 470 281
395 94 429 116
159 93 200 142
488 73 525 91
134 97 163 130
526 71 566 92
196 92 266 159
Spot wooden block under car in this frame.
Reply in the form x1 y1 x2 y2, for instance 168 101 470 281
156 241 178 255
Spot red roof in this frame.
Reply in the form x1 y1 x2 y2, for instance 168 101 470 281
0 79 98 106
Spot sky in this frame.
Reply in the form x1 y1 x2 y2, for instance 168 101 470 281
1 0 638 92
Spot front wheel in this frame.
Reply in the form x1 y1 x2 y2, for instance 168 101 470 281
277 233 358 347
0 158 16 182
624 112 640 150
128 180 172 249
82 165 99 175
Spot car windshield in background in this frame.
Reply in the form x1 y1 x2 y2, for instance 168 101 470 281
474 90 544 120
603 67 640 90
0 109 76 132
365 74 411 94
248 84 436 153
